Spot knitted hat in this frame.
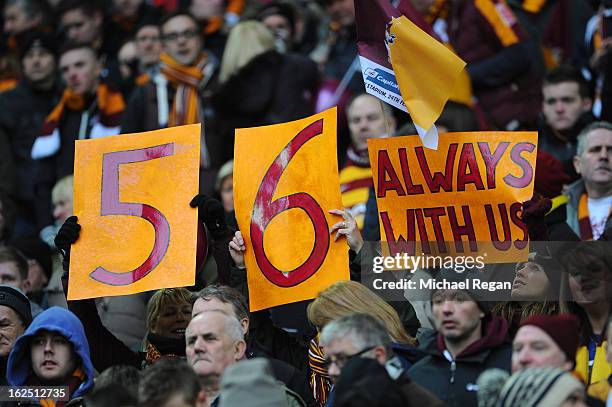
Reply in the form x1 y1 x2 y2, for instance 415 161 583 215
534 151 570 199
503 367 583 407
519 314 580 363
0 285 32 326
18 31 58 60
219 358 288 406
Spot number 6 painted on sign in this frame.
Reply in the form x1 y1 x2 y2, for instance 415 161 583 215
90 143 174 286
250 119 330 287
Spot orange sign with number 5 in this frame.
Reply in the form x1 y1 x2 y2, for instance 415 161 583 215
68 124 200 300
234 108 350 311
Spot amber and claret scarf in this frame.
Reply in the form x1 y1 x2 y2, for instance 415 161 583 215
33 366 86 407
159 52 214 126
31 83 125 160
578 193 612 240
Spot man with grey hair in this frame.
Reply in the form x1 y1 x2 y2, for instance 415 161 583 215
565 121 612 240
185 310 247 405
320 313 444 406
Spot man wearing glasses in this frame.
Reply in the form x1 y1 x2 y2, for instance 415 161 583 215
319 313 444 406
121 11 227 188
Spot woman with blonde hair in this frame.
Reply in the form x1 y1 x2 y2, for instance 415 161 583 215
307 280 415 344
212 20 318 149
307 280 417 406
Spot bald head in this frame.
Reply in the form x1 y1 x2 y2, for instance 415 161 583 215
347 94 396 151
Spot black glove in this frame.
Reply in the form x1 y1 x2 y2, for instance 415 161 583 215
190 194 229 240
54 216 81 271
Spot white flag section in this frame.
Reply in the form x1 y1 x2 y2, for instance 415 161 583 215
359 55 439 149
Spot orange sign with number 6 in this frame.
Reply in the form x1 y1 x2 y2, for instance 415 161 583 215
234 108 350 311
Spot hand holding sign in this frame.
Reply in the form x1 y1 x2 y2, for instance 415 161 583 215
69 124 200 300
234 108 350 311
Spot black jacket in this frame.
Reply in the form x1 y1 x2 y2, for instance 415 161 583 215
407 316 512 407
212 50 318 155
0 81 60 227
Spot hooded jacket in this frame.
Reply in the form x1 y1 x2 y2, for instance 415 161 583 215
7 306 95 400
407 315 511 407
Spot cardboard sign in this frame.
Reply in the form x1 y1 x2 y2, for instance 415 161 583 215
234 108 350 311
369 132 537 263
69 124 200 299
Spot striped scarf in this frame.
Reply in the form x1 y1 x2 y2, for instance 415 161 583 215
308 337 332 406
31 83 125 159
159 52 213 126
578 192 612 240
34 366 86 407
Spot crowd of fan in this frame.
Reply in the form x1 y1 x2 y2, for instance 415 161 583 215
0 0 612 406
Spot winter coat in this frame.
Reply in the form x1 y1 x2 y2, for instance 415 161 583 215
407 315 512 407
7 307 95 400
212 50 318 155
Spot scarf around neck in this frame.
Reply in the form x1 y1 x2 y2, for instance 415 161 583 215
159 52 214 126
31 366 86 407
31 83 125 160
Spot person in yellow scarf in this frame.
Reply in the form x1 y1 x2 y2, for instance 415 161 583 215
121 12 225 174
30 44 125 230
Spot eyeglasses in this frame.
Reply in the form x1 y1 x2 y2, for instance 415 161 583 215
322 345 376 370
162 29 199 42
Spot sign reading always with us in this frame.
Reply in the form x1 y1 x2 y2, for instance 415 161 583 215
68 124 200 300
234 108 350 311
369 132 537 263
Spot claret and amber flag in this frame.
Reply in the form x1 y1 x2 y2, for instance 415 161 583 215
355 0 467 149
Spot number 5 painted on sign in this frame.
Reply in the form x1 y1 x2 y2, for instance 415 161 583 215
90 143 174 286
250 119 330 287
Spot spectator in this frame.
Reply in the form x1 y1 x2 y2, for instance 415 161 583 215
0 31 60 238
10 237 52 307
560 242 612 391
477 367 586 407
539 66 595 180
3 0 46 38
0 247 37 309
215 160 234 215
186 310 293 405
139 359 206 407
219 358 300 407
108 0 162 47
189 0 245 60
212 20 318 157
133 20 163 78
121 11 222 185
7 306 95 403
320 313 444 406
94 364 140 399
448 0 542 130
0 285 32 386
31 44 124 230
192 284 316 407
256 1 298 53
511 314 579 373
493 248 562 336
84 383 138 407
306 280 417 405
339 93 396 231
312 0 361 94
590 316 612 403
407 273 511 406
57 0 122 83
509 0 594 73
565 122 612 240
